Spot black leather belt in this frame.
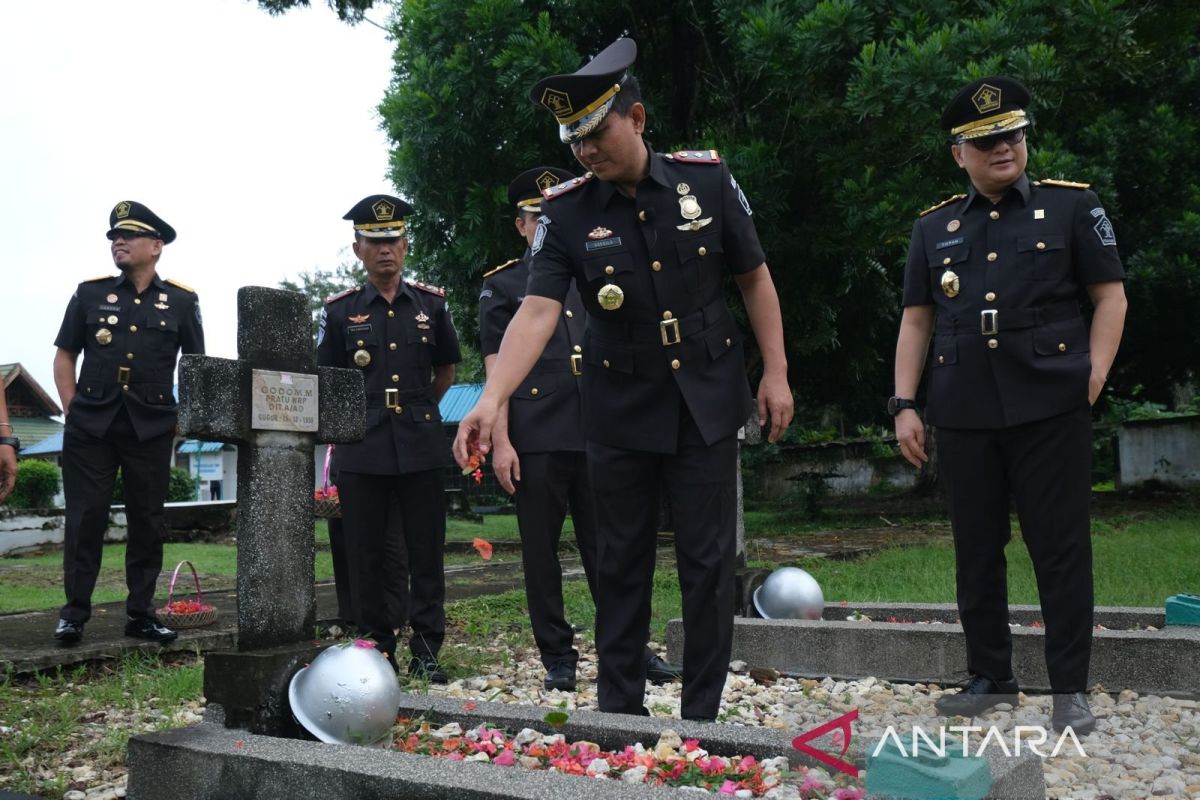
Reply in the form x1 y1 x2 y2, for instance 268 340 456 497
590 297 727 346
80 366 174 385
365 387 435 409
936 301 1080 336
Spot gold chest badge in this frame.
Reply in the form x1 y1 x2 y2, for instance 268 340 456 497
597 284 625 311
941 271 961 298
95 328 113 345
353 349 372 367
676 194 713 231
415 311 431 330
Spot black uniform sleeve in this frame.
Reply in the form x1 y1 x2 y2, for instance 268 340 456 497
901 218 934 307
53 289 86 352
478 275 513 358
316 304 342 368
1071 189 1125 285
431 297 461 367
525 213 574 302
721 164 767 274
179 293 206 355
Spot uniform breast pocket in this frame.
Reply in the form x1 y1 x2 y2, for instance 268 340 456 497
513 374 559 402
1033 319 1090 358
928 243 970 298
344 328 378 368
930 336 958 368
144 314 179 351
582 252 635 290
1018 235 1068 282
675 234 723 292
407 402 441 424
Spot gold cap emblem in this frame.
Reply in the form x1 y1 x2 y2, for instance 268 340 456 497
597 283 625 311
536 171 560 192
540 88 573 118
371 199 396 221
95 328 113 345
115 201 131 219
353 349 372 367
972 84 1001 114
941 270 961 298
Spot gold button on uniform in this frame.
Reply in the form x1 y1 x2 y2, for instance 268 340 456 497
987 252 998 262
126 352 134 360
638 210 648 221
424 413 432 420
987 338 999 349
602 359 610 368
530 388 539 396
698 246 707 256
387 310 395 318
725 338 731 347
130 325 138 332
573 345 582 353
356 339 364 347
391 374 400 383
394 406 403 415
605 265 614 275
990 210 1000 220
133 298 141 305
943 257 951 265
565 310 574 318
1058 342 1067 352
651 260 662 271
671 359 681 370
159 320 166 327
421 335 428 343
389 343 397 350
122 385 129 392
662 310 673 320
1037 241 1046 250
938 355 945 364
985 292 996 302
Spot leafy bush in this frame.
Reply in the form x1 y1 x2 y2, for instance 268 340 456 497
4 459 61 509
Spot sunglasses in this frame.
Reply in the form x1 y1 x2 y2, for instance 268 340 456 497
966 128 1026 152
106 230 157 242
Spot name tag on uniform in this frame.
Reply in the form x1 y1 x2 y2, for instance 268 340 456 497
347 324 372 335
935 237 964 250
98 303 122 311
585 236 623 251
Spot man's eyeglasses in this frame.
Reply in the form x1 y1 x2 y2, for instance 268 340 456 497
965 128 1026 152
106 230 156 242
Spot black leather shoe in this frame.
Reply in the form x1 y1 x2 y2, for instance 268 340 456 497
935 675 1020 717
544 660 577 691
645 654 683 685
1052 692 1096 736
54 618 84 644
124 616 178 643
408 654 448 684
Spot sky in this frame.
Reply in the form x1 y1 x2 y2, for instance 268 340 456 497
0 0 397 403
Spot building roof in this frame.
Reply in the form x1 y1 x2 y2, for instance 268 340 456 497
20 430 63 457
177 440 228 454
2 363 63 418
438 383 483 424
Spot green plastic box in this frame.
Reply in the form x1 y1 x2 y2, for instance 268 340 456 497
1166 593 1200 626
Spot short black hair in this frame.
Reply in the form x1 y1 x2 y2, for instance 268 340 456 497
610 74 642 116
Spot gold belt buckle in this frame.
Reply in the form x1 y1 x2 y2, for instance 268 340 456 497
570 353 583 376
980 309 999 336
660 317 682 346
116 366 131 385
385 388 400 408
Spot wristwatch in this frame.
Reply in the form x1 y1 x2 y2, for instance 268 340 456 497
0 435 19 450
886 397 917 417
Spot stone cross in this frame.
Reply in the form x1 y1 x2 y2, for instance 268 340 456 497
177 286 363 650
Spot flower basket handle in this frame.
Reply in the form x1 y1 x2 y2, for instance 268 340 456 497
323 444 335 491
165 559 205 607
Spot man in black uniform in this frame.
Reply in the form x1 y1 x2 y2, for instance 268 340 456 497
52 201 205 644
480 166 682 692
455 39 792 721
892 77 1127 735
318 195 461 680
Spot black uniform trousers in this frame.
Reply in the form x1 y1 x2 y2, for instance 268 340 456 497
513 451 599 669
588 407 738 721
327 493 410 630
938 405 1094 693
60 406 174 623
336 469 445 660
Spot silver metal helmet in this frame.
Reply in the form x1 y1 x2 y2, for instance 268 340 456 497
288 641 401 746
752 567 824 620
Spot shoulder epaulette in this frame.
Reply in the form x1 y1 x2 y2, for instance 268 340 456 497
543 174 592 202
165 278 196 293
81 274 116 283
663 149 721 164
324 286 360 304
482 258 521 278
1035 178 1091 190
405 278 446 297
919 194 967 217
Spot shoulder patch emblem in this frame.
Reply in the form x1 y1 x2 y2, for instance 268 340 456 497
543 174 592 202
668 149 721 164
1091 208 1117 246
1038 178 1091 190
919 194 967 217
165 278 196 293
82 274 117 283
324 286 360 304
482 258 521 278
405 278 446 297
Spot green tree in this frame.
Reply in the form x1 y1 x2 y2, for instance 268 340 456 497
279 249 367 343
371 1 1198 420
256 0 378 23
